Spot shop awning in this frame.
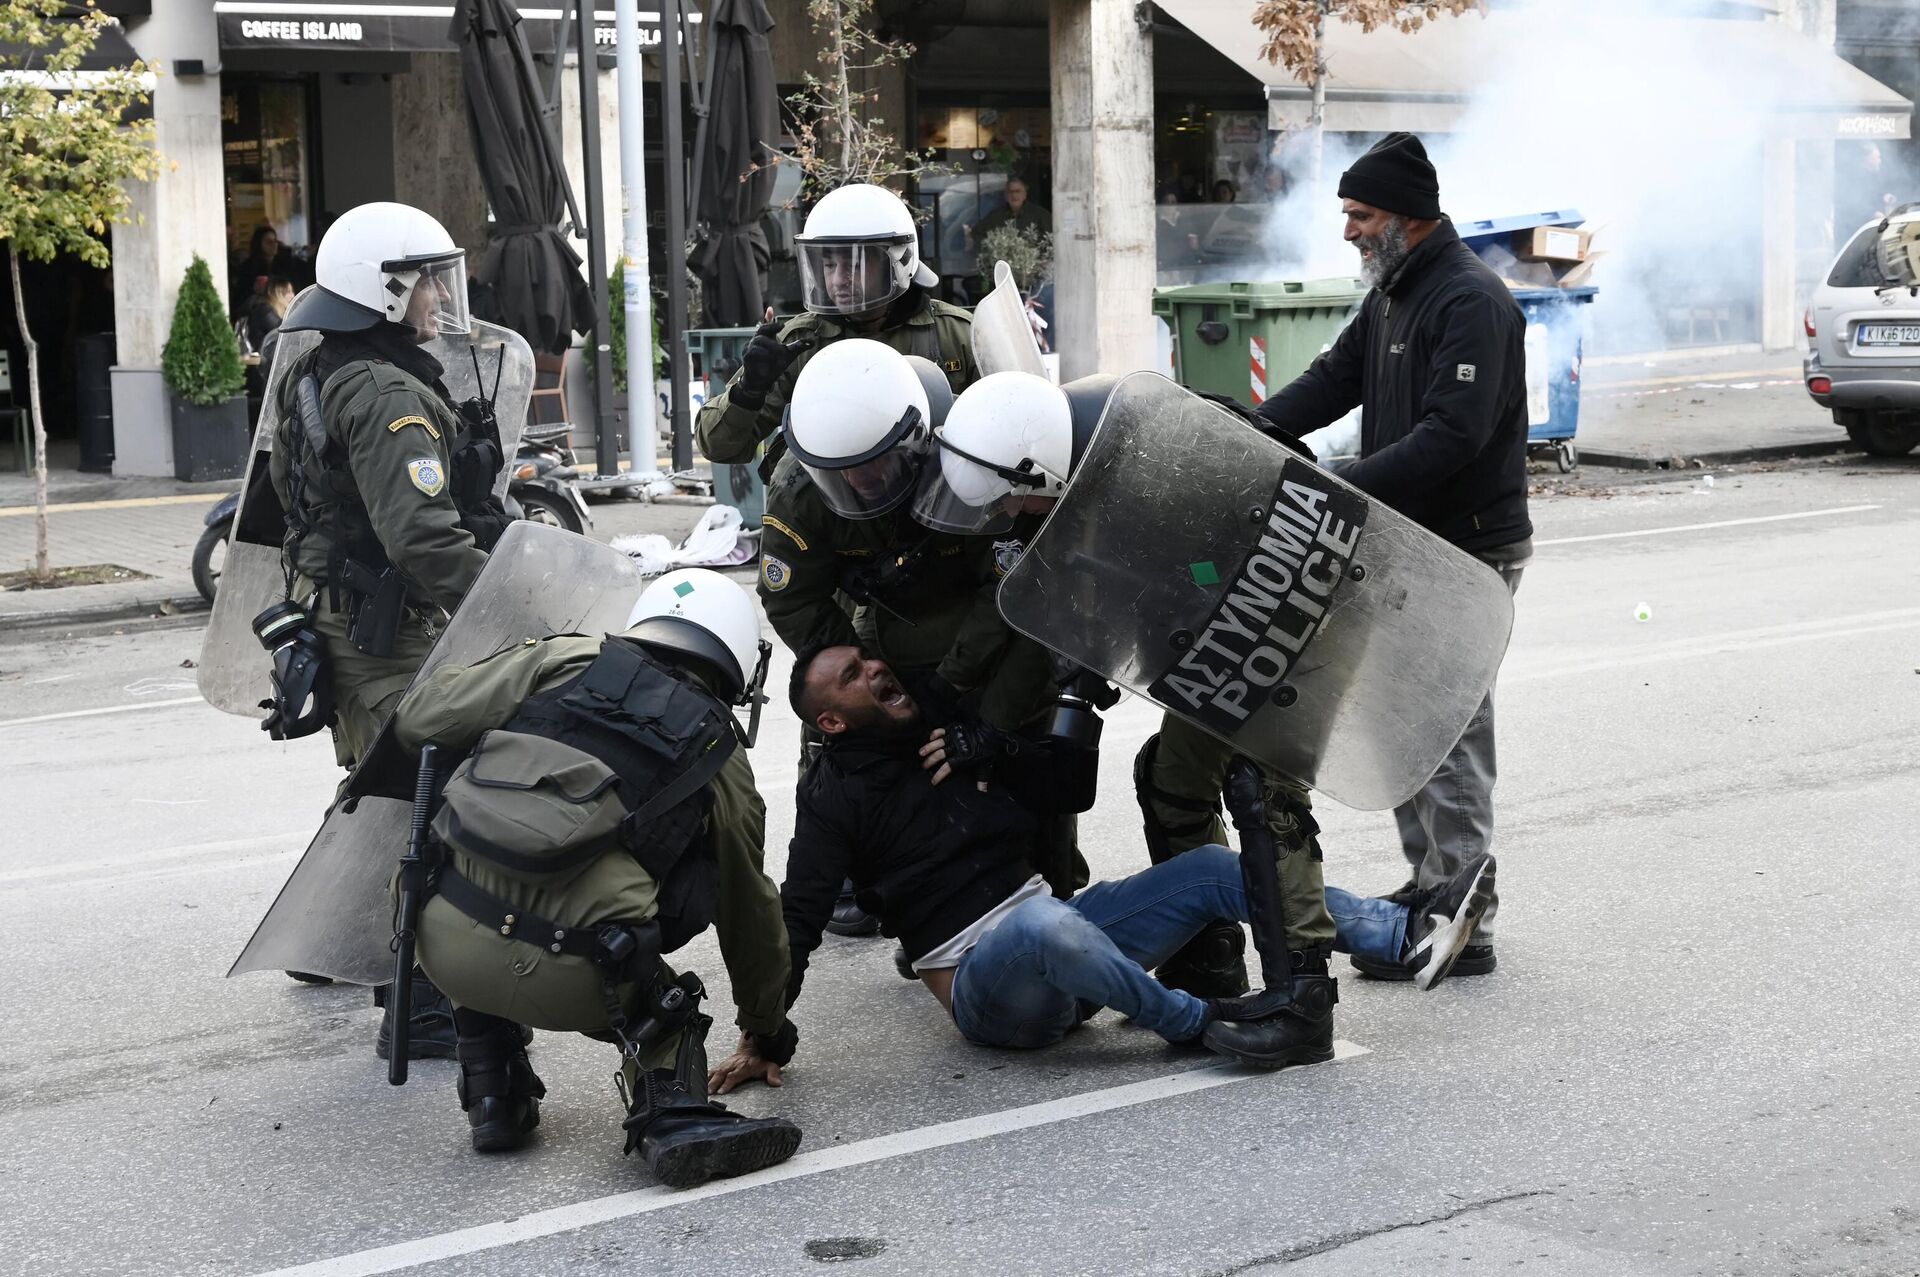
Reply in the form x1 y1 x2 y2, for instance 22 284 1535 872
1155 1 1912 141
213 2 698 56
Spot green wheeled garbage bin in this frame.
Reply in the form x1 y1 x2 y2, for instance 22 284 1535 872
1152 277 1367 409
685 326 763 530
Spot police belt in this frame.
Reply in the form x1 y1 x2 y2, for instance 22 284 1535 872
433 863 660 974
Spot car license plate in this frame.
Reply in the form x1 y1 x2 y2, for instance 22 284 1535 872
1855 324 1920 346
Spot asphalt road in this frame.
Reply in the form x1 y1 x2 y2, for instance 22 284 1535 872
3 456 1918 1276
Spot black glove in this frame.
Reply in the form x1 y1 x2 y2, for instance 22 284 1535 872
733 319 810 407
938 719 1021 771
460 497 515 552
749 1018 800 1067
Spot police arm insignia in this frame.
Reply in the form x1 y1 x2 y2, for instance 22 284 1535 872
387 414 442 440
406 456 448 497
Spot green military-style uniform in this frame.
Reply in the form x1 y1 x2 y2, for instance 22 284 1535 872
1143 716 1335 952
758 453 1050 731
696 296 977 466
392 634 790 1061
762 458 1083 894
270 339 490 769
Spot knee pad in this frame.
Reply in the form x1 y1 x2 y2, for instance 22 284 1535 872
1133 733 1222 864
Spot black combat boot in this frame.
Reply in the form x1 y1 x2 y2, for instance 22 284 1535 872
825 878 881 937
374 972 458 1061
622 1067 802 1189
1200 946 1338 1070
454 1009 545 1153
1352 854 1498 987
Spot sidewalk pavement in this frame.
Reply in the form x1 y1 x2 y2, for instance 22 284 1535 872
0 474 710 633
1575 349 1844 467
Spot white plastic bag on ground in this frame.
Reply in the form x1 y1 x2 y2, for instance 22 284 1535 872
611 504 756 577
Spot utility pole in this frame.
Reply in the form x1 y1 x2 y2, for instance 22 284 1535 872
576 6 622 479
614 0 657 467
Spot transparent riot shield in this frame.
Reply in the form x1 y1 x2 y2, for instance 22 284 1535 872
995 372 1514 811
228 522 646 984
971 260 1046 378
198 306 537 718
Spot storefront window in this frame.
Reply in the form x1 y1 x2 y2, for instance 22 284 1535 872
916 102 1052 302
222 77 314 316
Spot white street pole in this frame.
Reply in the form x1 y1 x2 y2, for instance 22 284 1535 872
614 0 657 461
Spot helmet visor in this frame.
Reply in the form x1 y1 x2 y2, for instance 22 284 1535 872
796 239 908 316
911 439 1017 535
384 251 470 340
801 448 923 520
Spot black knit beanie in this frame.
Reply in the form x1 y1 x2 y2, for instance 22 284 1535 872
1337 132 1441 220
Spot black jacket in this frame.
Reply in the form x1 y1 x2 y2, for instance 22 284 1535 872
1255 220 1532 553
781 727 1096 1008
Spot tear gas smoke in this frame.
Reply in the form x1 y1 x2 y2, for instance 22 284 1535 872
1244 0 1886 354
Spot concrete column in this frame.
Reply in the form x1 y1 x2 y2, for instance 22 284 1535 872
392 53 488 257
1049 0 1156 380
111 3 229 476
1761 138 1798 352
561 56 623 290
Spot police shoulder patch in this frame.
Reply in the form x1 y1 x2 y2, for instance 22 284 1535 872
387 414 441 440
761 555 793 592
992 538 1025 578
406 456 447 497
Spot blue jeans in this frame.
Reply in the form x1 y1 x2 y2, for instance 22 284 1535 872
949 845 1407 1049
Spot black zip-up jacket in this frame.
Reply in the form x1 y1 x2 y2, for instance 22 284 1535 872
1254 220 1532 553
780 727 1096 1009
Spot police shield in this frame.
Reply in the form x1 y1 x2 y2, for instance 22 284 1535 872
970 260 1046 378
198 306 536 718
995 373 1514 811
228 522 646 984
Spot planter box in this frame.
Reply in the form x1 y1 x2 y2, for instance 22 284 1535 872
169 393 248 482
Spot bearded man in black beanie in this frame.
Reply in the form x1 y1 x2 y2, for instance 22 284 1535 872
1253 131 1531 982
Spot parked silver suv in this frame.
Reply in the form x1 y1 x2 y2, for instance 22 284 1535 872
1805 211 1920 457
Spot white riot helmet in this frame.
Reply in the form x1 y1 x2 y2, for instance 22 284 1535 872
282 201 469 341
786 338 931 519
914 371 1073 535
793 183 938 318
626 568 773 741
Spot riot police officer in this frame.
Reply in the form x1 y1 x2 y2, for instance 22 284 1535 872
263 201 513 1057
696 183 976 470
761 341 1085 916
918 371 1343 1068
389 570 803 1188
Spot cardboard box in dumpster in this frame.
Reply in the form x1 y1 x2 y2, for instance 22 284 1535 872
1514 226 1592 263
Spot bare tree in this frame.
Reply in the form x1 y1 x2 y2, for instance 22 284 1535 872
778 0 943 200
1251 1 1483 188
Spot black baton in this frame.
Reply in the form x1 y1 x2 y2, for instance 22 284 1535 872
389 743 444 1086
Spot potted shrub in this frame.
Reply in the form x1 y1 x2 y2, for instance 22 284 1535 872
161 254 249 481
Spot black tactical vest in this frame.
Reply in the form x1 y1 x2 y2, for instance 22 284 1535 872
503 637 739 952
279 335 508 582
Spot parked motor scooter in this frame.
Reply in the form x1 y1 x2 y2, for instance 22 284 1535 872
506 424 592 535
191 427 593 602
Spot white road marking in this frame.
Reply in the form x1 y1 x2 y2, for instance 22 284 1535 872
250 1046 1369 1277
25 673 75 685
1536 505 1879 547
0 695 204 729
1509 607 1920 684
123 676 200 697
